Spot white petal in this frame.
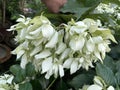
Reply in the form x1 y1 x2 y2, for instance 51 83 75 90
0 88 6 90
25 35 35 39
70 61 78 74
41 24 55 39
30 46 42 56
45 32 58 48
11 45 23 55
29 27 41 35
69 36 85 51
45 67 53 79
53 64 58 78
107 86 115 90
31 38 44 46
87 85 102 90
63 58 73 69
42 57 53 73
98 43 106 52
16 50 25 59
20 54 28 69
45 71 52 79
6 75 14 84
70 21 87 34
0 79 6 84
55 42 67 54
94 76 103 87
19 29 26 40
59 65 64 77
35 49 51 59
79 57 84 63
86 38 95 52
60 48 71 60
94 50 102 62
92 36 103 44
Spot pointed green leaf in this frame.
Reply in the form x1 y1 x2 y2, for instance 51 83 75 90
26 62 36 77
96 63 116 86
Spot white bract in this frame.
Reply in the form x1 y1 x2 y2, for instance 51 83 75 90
9 15 116 79
79 76 115 90
0 74 19 90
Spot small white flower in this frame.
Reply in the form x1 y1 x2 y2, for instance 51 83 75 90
20 54 28 69
41 24 55 39
69 36 85 51
41 57 53 73
29 27 41 35
16 50 25 59
63 58 73 69
35 49 51 59
60 48 70 60
86 37 95 52
55 42 67 54
59 65 64 77
30 46 42 56
70 21 87 34
45 32 58 48
52 63 59 78
70 60 78 74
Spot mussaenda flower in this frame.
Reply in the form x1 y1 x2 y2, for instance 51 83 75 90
9 14 117 79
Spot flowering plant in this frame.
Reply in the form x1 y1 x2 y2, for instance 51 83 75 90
1 0 120 90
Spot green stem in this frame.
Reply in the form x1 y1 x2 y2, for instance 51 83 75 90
46 78 57 90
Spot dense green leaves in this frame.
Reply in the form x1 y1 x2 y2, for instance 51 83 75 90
69 72 95 90
10 65 26 83
96 63 116 86
96 55 120 87
60 0 102 19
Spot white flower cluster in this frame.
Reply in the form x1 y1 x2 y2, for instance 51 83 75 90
93 3 120 20
8 15 116 79
0 74 19 90
79 76 115 90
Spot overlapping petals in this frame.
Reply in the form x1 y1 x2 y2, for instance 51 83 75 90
8 15 116 79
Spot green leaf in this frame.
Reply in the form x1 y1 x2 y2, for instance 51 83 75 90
69 73 94 90
103 55 116 72
115 72 120 85
10 65 26 83
25 62 36 77
96 63 116 86
19 82 33 90
115 60 120 74
10 65 21 75
60 0 102 19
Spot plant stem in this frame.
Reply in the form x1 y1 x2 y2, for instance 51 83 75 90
46 78 57 90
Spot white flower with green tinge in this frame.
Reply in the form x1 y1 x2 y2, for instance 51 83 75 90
79 76 115 90
0 74 19 90
9 15 117 79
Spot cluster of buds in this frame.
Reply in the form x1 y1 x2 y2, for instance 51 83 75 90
8 15 116 79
